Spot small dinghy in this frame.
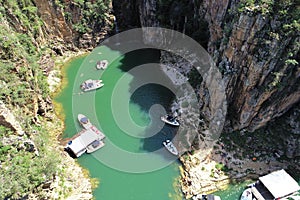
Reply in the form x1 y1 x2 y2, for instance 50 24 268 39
96 60 108 70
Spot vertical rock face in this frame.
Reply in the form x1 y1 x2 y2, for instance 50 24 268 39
138 0 159 27
113 0 140 30
113 0 299 132
35 0 73 43
203 0 300 132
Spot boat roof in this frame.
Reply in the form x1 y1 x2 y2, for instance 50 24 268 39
80 117 88 123
68 129 100 154
258 169 300 199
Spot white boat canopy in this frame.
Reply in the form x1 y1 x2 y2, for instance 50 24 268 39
68 130 100 155
258 169 300 199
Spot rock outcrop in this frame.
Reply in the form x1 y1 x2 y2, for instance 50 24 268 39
0 101 24 136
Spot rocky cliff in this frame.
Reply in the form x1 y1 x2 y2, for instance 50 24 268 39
114 0 300 133
204 0 300 132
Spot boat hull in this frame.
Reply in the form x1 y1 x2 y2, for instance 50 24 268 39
86 140 105 153
163 140 179 156
81 80 104 92
240 188 252 200
161 115 180 126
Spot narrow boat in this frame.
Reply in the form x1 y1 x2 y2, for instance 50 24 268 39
161 115 180 126
163 140 179 156
192 194 221 200
96 60 108 70
78 114 93 130
80 79 104 92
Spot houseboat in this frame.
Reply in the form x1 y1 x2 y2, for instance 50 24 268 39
65 129 105 157
240 169 300 200
64 114 106 157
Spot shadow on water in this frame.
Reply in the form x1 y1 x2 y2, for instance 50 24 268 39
129 84 178 156
112 47 180 158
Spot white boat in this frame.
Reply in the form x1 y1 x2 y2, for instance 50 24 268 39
240 188 252 200
240 169 300 200
86 140 105 153
96 60 108 70
65 129 104 157
163 140 179 156
78 114 93 130
192 194 221 200
80 79 104 92
161 115 180 126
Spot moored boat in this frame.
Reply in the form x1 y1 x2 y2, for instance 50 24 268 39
80 79 104 92
86 140 105 153
192 194 221 200
64 129 104 158
161 114 180 126
240 169 300 200
163 139 179 156
78 114 93 130
240 188 252 200
96 60 108 70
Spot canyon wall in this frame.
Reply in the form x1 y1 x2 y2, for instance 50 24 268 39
114 0 300 133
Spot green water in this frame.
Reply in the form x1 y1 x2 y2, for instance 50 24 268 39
56 46 183 200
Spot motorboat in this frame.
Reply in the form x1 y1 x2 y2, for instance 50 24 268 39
161 115 180 126
96 60 108 70
163 139 179 156
78 114 93 129
86 140 105 153
80 79 104 92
